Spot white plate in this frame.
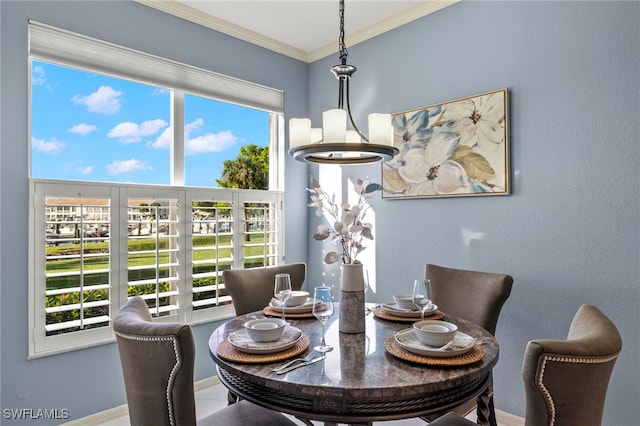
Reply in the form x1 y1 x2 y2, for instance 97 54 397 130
228 326 303 354
381 303 438 318
269 298 321 314
394 329 476 358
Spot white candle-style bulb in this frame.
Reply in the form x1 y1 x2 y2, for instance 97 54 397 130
368 113 393 145
323 109 347 143
346 130 360 143
289 118 311 148
386 122 394 146
342 130 361 158
311 128 323 143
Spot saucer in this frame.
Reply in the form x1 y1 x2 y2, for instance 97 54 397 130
394 329 475 358
269 298 321 314
381 303 438 318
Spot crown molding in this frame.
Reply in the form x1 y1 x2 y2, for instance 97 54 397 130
308 1 460 62
135 0 310 61
135 0 460 64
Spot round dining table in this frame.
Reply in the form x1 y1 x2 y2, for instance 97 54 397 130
208 304 499 426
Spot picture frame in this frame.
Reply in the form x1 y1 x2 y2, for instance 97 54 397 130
382 88 510 199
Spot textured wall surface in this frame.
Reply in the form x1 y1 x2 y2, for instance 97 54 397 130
306 2 639 424
0 1 307 423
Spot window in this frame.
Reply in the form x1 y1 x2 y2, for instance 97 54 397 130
28 21 285 357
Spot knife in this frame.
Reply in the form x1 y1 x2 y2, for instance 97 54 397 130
274 355 325 374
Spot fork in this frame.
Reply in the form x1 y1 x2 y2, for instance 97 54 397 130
272 351 317 372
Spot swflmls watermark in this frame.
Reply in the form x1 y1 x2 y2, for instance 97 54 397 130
3 408 70 421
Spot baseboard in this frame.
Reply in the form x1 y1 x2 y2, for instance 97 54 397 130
62 376 223 426
65 375 525 426
62 404 129 426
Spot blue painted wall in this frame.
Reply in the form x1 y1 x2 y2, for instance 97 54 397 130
0 0 308 423
306 2 639 424
1 1 638 425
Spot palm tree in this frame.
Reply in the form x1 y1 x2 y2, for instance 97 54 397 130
217 144 269 241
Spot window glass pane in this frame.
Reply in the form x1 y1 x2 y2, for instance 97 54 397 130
127 199 180 317
31 60 171 184
242 201 280 269
191 201 234 310
184 94 270 188
45 197 111 335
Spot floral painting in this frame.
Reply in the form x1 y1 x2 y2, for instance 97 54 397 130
382 88 510 199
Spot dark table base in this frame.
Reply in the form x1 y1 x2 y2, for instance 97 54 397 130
218 366 490 424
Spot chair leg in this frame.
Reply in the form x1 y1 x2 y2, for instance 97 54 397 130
227 390 239 405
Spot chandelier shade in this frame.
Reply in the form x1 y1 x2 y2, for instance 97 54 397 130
288 0 399 165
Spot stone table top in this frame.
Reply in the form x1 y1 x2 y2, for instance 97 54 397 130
208 304 498 424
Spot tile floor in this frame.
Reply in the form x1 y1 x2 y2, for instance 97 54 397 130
95 378 481 426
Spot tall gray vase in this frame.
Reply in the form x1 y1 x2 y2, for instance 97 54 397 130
339 263 365 334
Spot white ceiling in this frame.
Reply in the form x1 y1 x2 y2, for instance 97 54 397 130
136 0 459 63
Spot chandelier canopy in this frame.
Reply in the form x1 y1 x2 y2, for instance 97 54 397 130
288 0 399 165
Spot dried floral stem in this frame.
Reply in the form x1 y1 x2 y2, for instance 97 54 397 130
308 177 380 265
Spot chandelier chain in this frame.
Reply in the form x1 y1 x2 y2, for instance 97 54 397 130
338 0 348 65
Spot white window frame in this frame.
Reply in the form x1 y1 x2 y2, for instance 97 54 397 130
27 22 286 358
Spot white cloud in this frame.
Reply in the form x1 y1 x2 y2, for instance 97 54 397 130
68 123 98 135
106 159 153 175
186 130 237 155
186 118 204 135
72 86 123 114
77 166 94 175
32 137 65 155
148 127 171 149
147 118 237 154
108 119 168 143
32 66 46 86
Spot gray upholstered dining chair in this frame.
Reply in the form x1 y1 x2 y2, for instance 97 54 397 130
424 263 514 424
426 304 622 426
113 296 296 426
223 263 306 316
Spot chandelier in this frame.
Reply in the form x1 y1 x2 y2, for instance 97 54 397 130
288 0 399 165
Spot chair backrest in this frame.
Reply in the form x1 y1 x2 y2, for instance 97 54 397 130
522 304 622 426
223 263 306 316
113 296 197 426
425 263 513 334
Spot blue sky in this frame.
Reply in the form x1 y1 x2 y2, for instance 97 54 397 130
31 60 269 187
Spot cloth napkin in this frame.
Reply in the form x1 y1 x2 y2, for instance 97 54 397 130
229 326 302 349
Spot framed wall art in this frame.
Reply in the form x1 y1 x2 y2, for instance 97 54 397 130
382 88 510 199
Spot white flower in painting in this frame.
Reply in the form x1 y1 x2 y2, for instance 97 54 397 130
392 107 442 147
443 92 505 152
398 132 469 195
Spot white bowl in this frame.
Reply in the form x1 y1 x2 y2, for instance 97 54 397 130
393 295 417 311
285 291 309 307
412 320 458 347
244 318 286 343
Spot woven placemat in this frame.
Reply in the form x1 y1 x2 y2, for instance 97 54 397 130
263 306 315 319
384 336 484 367
373 307 445 323
217 336 310 364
